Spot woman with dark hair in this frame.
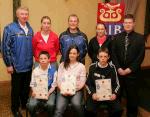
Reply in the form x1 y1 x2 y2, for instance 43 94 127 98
88 23 112 63
54 45 86 117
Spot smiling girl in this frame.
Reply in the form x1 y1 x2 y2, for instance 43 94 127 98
54 45 86 117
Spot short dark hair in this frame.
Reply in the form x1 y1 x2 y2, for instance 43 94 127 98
124 14 135 22
97 47 109 56
38 51 50 59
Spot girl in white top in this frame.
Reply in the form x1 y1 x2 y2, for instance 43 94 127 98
54 45 86 117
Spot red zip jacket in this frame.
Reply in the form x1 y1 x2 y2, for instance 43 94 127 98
32 31 59 62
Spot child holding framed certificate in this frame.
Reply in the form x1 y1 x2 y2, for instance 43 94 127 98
86 47 122 117
54 45 86 117
27 51 57 117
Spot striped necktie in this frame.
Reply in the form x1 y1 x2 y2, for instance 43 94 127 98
124 33 129 61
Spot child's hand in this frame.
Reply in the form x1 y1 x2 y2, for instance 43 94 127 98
62 92 70 96
31 92 36 97
92 93 99 101
110 94 116 101
48 92 51 97
44 96 48 100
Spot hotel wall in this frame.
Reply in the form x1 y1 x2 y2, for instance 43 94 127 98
0 0 13 81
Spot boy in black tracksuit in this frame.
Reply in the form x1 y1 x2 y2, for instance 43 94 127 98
86 47 122 117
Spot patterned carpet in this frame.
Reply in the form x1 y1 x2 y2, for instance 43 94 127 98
0 81 12 117
0 81 27 117
0 81 128 117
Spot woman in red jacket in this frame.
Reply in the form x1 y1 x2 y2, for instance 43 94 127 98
32 16 59 68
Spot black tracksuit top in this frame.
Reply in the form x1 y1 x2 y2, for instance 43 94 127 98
86 62 120 96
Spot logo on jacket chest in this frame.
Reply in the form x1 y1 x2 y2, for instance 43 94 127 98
94 73 105 79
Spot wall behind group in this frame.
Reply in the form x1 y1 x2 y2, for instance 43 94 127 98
22 0 97 39
0 0 13 81
0 0 147 81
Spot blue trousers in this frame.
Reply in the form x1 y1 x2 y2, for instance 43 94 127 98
27 92 56 117
53 91 84 117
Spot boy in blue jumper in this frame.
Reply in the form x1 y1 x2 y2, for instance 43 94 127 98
27 51 57 117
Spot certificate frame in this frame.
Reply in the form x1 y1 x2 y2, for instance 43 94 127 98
95 79 112 101
60 74 76 95
34 75 48 100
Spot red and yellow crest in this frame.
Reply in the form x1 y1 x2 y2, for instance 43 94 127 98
97 2 125 23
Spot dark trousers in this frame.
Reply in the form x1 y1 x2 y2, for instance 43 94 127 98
86 96 122 117
119 75 138 117
11 70 32 113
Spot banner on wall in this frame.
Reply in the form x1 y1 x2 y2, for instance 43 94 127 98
97 1 125 35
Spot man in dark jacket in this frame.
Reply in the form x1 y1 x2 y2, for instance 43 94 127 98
59 14 88 64
2 6 33 117
111 14 145 117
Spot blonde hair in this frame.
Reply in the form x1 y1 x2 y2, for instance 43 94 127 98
16 6 29 15
41 16 51 24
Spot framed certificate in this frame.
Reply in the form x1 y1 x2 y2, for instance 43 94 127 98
34 75 48 100
95 79 112 101
60 74 76 95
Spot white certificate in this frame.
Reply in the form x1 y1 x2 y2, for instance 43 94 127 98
34 75 48 100
95 79 112 101
60 74 76 95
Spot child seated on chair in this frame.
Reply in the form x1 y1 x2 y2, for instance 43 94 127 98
53 45 86 117
27 51 57 117
86 47 122 117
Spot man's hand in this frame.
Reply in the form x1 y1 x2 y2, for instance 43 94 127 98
118 68 126 76
7 66 14 74
124 68 132 75
118 68 132 76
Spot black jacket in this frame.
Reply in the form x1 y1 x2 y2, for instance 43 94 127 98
88 36 112 63
86 62 120 96
111 31 145 73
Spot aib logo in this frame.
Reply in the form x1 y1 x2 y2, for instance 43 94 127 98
97 2 125 35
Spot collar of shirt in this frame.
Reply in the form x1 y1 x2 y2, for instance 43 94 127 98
38 63 51 72
124 30 134 37
18 21 29 35
97 35 106 46
41 33 49 43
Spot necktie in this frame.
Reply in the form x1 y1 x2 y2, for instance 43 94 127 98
124 33 129 61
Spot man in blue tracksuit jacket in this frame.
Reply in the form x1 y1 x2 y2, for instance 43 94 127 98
59 14 88 64
1 6 33 117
